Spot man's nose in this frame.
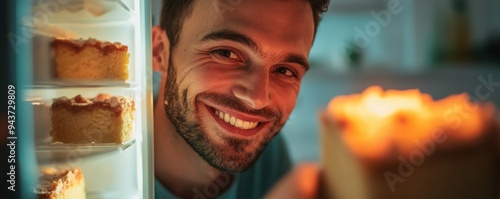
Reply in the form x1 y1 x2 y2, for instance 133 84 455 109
232 68 271 110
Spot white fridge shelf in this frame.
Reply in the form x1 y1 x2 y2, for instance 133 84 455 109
36 139 136 165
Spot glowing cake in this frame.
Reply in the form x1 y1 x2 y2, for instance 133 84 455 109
320 86 500 199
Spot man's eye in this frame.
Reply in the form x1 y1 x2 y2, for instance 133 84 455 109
274 67 296 78
212 49 241 61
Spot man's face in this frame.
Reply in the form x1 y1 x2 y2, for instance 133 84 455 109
164 0 314 173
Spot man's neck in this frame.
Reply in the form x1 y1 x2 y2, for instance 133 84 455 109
154 76 233 198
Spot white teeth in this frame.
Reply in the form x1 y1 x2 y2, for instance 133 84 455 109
235 119 243 128
242 121 250 129
215 109 259 130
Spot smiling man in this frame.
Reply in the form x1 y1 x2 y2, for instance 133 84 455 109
152 0 329 198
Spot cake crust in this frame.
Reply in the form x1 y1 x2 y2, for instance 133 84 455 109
51 94 133 116
52 38 128 55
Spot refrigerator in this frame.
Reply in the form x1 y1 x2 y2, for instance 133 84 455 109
8 0 154 198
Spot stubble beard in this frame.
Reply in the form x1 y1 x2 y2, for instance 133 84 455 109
163 60 285 173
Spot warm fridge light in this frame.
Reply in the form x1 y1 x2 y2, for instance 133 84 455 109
325 86 495 159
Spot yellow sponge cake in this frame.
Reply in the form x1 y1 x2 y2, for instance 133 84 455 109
50 94 135 144
52 38 129 80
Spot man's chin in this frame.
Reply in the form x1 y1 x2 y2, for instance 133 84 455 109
208 157 258 174
203 137 268 173
176 114 277 173
202 147 261 173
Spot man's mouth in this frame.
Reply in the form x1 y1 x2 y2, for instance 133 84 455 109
214 109 259 130
204 104 270 137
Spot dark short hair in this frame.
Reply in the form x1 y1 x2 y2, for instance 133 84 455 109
160 0 330 52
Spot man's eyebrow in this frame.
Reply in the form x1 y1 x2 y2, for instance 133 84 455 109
283 54 310 72
200 30 261 54
200 30 310 71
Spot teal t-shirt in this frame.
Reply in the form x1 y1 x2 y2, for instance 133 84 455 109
153 71 292 199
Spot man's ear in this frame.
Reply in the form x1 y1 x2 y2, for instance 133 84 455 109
152 26 170 73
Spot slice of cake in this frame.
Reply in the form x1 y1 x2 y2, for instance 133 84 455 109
50 94 135 144
52 38 129 80
35 168 86 199
320 86 500 199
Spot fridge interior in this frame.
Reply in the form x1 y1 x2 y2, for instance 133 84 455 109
24 0 152 198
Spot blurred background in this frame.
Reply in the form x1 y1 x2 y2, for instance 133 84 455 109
152 0 500 164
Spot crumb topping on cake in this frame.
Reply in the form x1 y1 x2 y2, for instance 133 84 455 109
52 94 135 116
35 168 83 195
52 37 128 55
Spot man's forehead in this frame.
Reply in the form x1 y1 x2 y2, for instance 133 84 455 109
199 1 312 34
183 0 315 55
